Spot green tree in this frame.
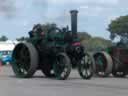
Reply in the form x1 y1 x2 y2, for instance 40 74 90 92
16 37 29 41
82 37 112 51
78 32 91 42
108 15 128 41
0 35 8 41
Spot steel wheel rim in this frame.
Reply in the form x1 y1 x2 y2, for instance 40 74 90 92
13 44 31 76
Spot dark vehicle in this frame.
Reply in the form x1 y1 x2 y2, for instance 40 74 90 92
93 43 128 77
11 10 93 80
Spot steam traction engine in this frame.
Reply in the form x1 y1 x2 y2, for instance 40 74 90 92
93 43 128 77
11 10 93 80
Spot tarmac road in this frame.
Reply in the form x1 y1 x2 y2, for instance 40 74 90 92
0 66 128 96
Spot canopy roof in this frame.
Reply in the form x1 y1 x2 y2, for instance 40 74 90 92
0 40 18 51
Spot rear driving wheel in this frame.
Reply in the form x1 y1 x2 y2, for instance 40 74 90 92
93 52 113 77
53 53 71 80
11 42 38 78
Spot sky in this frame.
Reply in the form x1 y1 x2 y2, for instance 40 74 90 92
0 0 128 40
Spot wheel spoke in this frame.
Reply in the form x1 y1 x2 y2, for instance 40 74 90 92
78 53 93 79
13 45 31 75
85 55 88 63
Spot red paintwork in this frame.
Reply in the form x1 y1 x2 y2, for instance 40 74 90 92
72 42 81 46
109 47 128 64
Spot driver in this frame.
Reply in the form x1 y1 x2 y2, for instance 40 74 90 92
29 24 45 38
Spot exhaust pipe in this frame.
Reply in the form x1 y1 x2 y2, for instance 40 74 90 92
70 10 78 39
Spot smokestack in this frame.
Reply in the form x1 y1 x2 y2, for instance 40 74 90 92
70 10 78 39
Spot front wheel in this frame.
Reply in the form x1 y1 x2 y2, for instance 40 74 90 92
78 53 93 79
53 53 71 80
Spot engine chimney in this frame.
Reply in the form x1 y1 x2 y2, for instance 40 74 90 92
70 10 78 39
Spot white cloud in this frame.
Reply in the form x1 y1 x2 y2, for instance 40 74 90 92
79 6 104 17
97 0 119 5
107 15 119 24
108 15 118 21
79 6 89 9
44 0 119 19
47 0 119 5
23 20 29 27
